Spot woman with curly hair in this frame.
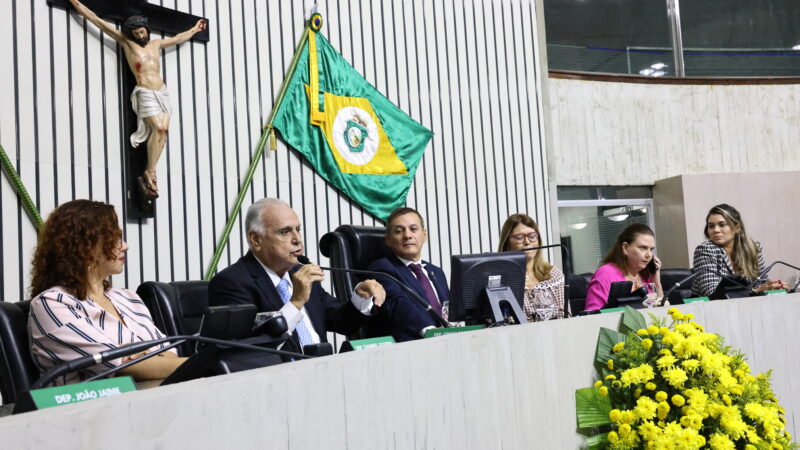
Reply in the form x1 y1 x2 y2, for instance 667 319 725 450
498 213 567 321
691 204 788 297
28 200 185 386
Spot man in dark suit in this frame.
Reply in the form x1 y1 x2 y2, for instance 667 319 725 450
367 207 449 342
209 198 385 351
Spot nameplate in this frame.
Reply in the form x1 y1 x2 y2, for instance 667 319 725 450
28 377 137 409
346 336 396 351
600 307 625 314
424 325 485 338
764 289 788 295
683 297 710 303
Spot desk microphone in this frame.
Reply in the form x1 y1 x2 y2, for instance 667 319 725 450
31 334 310 390
518 243 572 276
748 260 800 291
296 255 450 328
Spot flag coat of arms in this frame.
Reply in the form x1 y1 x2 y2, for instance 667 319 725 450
272 27 433 221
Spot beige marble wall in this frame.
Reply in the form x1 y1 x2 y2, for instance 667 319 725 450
549 79 800 186
654 172 800 282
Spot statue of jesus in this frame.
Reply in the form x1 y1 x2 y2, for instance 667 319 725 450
68 0 206 201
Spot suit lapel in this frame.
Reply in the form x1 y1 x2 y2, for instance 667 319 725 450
422 262 449 302
242 252 284 311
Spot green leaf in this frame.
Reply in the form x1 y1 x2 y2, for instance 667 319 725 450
585 432 609 450
575 387 613 428
620 306 646 335
595 327 627 369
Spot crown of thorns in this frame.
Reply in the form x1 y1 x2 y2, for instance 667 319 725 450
123 15 150 34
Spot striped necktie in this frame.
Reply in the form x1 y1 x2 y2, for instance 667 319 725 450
276 277 313 347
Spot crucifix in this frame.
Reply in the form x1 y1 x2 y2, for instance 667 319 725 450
48 0 209 217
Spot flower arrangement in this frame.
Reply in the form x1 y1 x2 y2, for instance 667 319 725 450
575 307 796 449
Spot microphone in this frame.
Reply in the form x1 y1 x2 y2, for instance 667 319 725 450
296 255 450 328
31 334 310 390
748 260 800 291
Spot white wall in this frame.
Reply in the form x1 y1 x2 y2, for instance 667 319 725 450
549 77 800 186
0 0 553 302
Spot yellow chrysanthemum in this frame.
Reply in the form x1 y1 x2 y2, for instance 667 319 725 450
647 325 659 335
671 394 686 407
655 391 668 402
609 409 622 423
657 354 677 370
599 386 609 396
613 342 625 353
641 338 653 350
606 374 617 381
662 367 689 388
594 380 603 388
607 431 619 443
709 433 735 450
620 364 655 387
645 382 656 391
608 359 614 370
681 359 700 373
636 329 648 337
634 396 658 421
618 423 632 437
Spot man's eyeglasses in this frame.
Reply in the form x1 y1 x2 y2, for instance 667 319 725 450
510 232 539 243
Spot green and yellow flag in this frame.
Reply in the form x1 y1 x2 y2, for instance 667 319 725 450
272 27 433 221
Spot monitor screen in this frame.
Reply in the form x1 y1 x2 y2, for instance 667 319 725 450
449 251 527 324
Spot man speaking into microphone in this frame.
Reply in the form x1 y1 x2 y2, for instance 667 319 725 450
209 198 386 351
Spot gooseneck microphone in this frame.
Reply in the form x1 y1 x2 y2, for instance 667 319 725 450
296 255 450 328
31 334 310 390
748 261 800 291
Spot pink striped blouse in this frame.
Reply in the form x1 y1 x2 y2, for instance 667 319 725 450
28 287 176 386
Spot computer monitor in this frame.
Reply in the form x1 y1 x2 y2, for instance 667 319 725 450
603 281 647 309
449 251 527 325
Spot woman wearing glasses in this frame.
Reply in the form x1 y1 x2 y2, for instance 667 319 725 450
498 214 567 321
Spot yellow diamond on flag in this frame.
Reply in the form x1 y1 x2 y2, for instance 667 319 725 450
306 86 408 175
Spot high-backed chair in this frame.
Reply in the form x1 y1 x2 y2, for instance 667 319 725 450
0 301 38 405
319 225 392 339
660 268 694 302
136 281 210 357
566 272 592 315
319 225 392 302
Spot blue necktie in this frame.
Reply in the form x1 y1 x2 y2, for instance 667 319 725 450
276 278 313 347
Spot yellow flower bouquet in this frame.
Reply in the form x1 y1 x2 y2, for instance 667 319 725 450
575 307 796 449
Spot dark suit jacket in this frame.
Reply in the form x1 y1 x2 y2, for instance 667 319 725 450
366 254 450 342
209 252 367 344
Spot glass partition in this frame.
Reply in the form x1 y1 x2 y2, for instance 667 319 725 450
545 0 800 76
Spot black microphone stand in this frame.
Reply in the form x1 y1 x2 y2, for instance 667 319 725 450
31 334 311 390
748 261 800 291
298 256 450 329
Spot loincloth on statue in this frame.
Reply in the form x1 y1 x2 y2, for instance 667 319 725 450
129 85 172 148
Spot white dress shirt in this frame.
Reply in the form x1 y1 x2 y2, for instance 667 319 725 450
255 259 374 344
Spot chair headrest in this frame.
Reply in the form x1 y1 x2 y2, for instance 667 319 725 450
336 225 393 269
0 300 38 404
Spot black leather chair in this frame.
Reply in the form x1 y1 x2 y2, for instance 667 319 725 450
660 268 694 303
566 273 592 315
0 301 39 405
136 281 210 357
319 225 392 303
319 225 392 338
